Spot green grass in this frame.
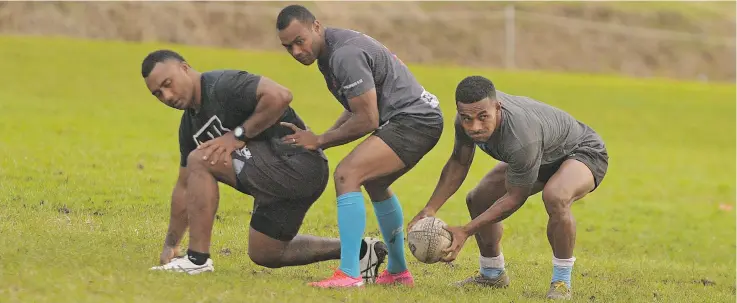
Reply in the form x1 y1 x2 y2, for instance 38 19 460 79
0 35 735 302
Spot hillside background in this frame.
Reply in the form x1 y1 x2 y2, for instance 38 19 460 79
0 1 734 82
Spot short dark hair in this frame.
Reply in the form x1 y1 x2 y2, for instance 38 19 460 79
141 50 185 78
276 4 316 30
455 75 497 104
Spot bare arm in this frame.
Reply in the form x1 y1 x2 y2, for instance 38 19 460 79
240 77 293 140
316 89 379 150
462 183 532 236
164 167 189 248
421 130 476 214
326 110 353 132
462 143 542 236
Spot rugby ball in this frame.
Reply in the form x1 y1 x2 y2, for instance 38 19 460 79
407 216 453 264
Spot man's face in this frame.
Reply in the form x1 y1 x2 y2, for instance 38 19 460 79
278 19 322 66
144 60 194 110
457 97 501 142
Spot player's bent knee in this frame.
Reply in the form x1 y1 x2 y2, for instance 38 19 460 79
542 186 573 217
333 163 362 190
186 150 209 170
248 248 285 269
465 190 479 209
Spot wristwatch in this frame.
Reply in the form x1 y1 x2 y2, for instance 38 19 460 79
233 126 248 142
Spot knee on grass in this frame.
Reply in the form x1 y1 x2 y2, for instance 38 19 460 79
248 247 285 269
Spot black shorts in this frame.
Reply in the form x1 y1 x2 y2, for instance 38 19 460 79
230 140 329 241
536 134 609 192
372 113 444 168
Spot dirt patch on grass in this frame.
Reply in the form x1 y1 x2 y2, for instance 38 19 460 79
0 1 733 81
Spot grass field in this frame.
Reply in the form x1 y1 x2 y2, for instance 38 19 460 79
0 35 734 302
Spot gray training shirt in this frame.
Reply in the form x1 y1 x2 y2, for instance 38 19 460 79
456 91 604 186
317 27 442 124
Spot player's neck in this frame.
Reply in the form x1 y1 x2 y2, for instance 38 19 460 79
316 29 329 62
191 71 203 113
495 109 502 129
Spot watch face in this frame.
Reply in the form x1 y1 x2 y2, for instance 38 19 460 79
235 127 243 137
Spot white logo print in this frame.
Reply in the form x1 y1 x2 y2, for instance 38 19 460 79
193 116 253 163
420 90 440 109
192 115 230 146
343 78 364 90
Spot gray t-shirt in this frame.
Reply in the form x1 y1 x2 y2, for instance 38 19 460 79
178 70 315 167
317 27 442 124
456 91 602 186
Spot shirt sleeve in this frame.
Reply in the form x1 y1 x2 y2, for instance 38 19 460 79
214 71 262 114
329 46 376 99
178 114 196 167
505 141 543 187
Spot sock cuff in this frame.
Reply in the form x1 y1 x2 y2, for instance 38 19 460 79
552 256 576 267
479 253 505 269
337 192 364 206
372 195 400 215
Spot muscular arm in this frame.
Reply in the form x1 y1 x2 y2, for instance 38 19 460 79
317 46 379 150
326 110 353 132
164 167 189 247
237 76 294 140
462 182 532 236
421 128 476 213
317 89 379 150
462 142 542 236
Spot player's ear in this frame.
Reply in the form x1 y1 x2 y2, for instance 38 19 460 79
181 62 190 73
312 20 322 34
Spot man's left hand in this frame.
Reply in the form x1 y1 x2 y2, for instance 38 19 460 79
280 122 320 150
197 133 246 166
441 225 471 263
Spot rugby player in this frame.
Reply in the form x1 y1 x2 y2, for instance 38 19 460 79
275 5 444 288
410 76 609 300
141 50 386 281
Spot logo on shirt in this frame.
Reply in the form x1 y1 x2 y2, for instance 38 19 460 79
420 90 440 109
343 78 364 90
192 115 253 161
193 115 230 146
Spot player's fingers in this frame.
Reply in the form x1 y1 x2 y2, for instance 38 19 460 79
441 250 457 262
197 141 211 150
441 241 457 254
209 146 226 165
283 135 301 145
202 143 220 160
220 150 231 166
280 122 302 132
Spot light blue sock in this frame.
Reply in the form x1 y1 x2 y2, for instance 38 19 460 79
552 256 575 287
479 254 505 279
337 192 366 278
373 195 407 274
480 267 504 279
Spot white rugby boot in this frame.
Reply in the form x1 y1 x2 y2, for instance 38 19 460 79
150 256 214 275
359 237 388 283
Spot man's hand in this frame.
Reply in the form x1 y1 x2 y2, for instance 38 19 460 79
159 245 180 265
407 208 436 232
441 225 470 263
196 133 246 166
280 122 320 150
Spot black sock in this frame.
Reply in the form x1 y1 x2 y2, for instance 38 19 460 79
187 249 210 266
359 239 368 259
